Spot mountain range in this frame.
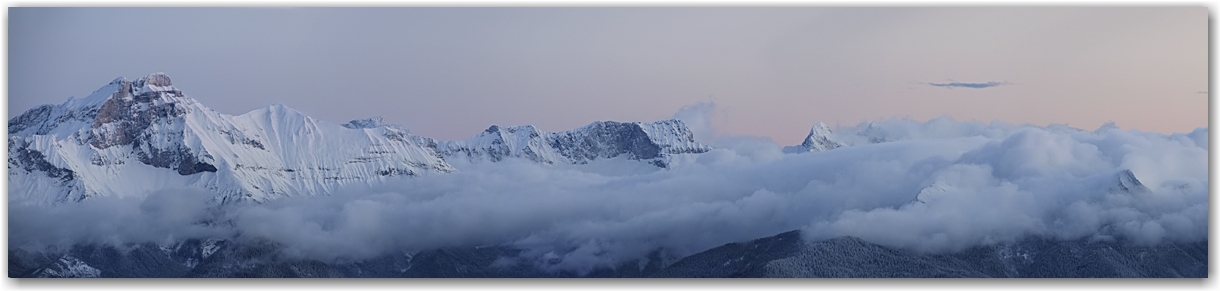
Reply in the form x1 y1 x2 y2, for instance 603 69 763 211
8 73 710 205
8 73 1207 278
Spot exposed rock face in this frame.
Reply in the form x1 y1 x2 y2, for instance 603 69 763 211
444 125 547 163
7 137 86 202
9 99 102 137
138 146 218 175
138 72 173 87
8 139 76 184
85 74 216 175
439 120 710 168
8 105 56 135
90 75 188 148
552 121 664 161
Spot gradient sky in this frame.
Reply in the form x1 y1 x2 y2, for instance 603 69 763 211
8 7 1208 145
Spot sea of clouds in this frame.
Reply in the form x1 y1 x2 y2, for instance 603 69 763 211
9 103 1209 273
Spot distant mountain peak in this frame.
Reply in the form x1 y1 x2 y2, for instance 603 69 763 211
801 122 836 147
441 119 709 166
1113 169 1150 193
783 122 844 154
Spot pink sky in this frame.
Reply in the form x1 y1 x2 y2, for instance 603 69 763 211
9 7 1207 145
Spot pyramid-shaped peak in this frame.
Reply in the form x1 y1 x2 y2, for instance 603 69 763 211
1114 169 1149 193
785 121 845 153
809 122 833 135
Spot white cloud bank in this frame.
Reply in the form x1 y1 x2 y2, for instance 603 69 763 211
9 107 1208 274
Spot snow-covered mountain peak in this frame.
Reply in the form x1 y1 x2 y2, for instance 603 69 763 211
808 122 832 136
783 122 845 154
1113 169 1150 193
88 73 202 149
11 73 716 205
83 77 136 104
9 73 460 204
440 119 709 167
9 73 202 140
108 76 128 85
89 73 191 108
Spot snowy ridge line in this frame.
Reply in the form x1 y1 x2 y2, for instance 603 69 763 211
437 119 711 168
8 73 712 205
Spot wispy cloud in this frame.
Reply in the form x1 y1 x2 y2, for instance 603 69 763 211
928 81 1009 89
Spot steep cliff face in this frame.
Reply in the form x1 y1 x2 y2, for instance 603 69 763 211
9 73 712 205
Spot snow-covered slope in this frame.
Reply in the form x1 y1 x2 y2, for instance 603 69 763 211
438 120 710 168
9 73 455 204
9 73 710 205
30 255 102 278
